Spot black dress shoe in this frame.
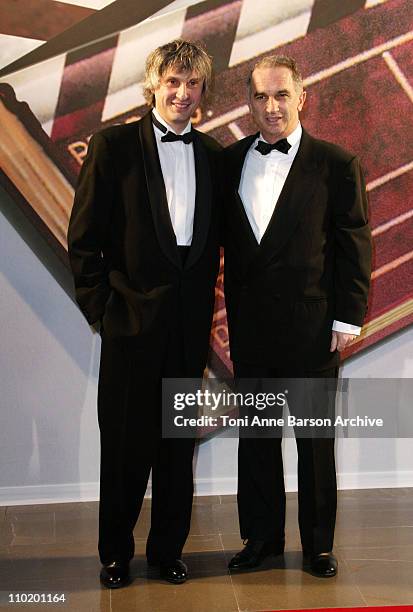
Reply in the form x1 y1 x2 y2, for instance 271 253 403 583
100 561 130 588
304 552 338 577
228 540 284 570
159 559 188 584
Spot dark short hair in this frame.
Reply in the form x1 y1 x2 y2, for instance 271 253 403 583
247 55 303 95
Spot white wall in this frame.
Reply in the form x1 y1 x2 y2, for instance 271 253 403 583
1 190 413 506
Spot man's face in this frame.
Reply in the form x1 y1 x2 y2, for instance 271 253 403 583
249 66 306 143
153 67 204 133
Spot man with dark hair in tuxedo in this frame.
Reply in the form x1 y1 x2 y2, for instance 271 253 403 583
68 39 221 588
223 55 371 578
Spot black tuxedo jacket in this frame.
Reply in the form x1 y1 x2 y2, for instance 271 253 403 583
223 128 372 371
68 111 222 373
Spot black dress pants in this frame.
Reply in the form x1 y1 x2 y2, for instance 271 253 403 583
97 271 199 565
234 362 338 555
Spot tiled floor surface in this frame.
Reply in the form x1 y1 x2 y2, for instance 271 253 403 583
1 489 413 611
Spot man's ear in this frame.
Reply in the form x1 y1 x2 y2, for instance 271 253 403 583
298 89 306 111
247 92 253 115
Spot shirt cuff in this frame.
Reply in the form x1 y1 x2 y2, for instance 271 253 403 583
332 320 361 336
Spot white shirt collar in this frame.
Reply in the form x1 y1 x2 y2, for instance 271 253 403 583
152 107 192 136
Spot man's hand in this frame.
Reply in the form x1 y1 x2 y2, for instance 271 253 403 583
330 331 356 352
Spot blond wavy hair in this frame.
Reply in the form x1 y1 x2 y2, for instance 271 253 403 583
143 39 213 106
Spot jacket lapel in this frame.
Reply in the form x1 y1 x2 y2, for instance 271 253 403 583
185 131 212 269
231 133 261 251
139 111 182 269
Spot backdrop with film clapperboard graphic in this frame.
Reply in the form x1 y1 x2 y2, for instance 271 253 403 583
0 0 412 384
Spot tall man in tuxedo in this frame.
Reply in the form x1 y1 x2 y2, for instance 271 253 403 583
223 55 371 577
68 40 221 588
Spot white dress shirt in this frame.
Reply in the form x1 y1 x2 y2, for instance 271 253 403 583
239 122 302 244
152 108 196 246
239 122 361 335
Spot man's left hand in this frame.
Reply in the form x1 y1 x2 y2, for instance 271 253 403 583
330 331 356 352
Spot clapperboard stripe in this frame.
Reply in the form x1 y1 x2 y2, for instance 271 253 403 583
0 0 94 40
228 0 392 67
1 54 68 135
182 0 243 73
0 0 95 70
0 0 170 77
307 0 366 31
364 0 391 6
228 0 315 67
51 35 119 141
57 1 114 8
0 35 44 73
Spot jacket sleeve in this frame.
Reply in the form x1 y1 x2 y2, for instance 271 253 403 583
333 156 372 327
67 131 114 325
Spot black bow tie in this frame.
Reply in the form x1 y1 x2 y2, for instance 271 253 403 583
151 112 194 144
255 138 291 155
161 131 193 144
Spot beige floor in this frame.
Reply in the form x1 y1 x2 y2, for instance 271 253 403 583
1 489 413 611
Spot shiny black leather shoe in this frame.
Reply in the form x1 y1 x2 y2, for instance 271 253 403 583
304 552 338 577
228 540 284 570
100 561 130 588
159 559 188 584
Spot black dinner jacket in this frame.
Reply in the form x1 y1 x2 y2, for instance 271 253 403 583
223 128 372 371
68 111 222 371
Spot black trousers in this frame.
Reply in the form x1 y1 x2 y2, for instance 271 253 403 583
98 247 198 564
234 362 338 555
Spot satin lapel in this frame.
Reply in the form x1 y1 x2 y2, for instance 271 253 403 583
251 129 318 269
231 133 260 250
185 131 211 269
139 111 181 269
